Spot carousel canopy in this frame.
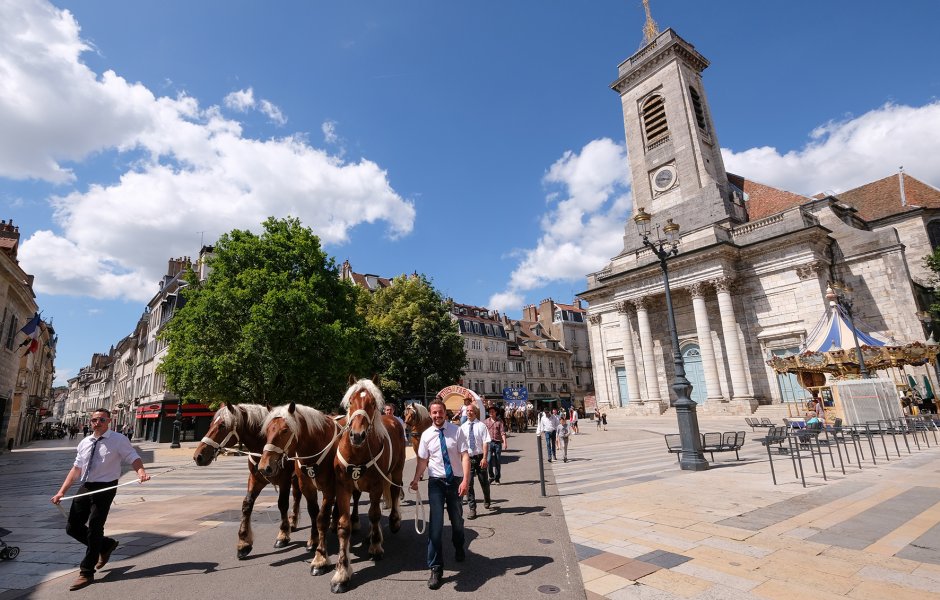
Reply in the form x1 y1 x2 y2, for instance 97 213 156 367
803 304 888 352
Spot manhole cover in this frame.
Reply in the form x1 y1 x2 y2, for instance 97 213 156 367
538 585 561 594
537 538 554 544
539 512 552 517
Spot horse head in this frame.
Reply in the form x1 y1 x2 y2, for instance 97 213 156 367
258 403 298 478
194 402 241 466
342 376 384 448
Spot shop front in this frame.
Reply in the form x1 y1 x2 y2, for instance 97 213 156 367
135 401 214 443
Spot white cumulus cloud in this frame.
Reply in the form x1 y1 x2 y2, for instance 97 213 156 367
2 0 415 302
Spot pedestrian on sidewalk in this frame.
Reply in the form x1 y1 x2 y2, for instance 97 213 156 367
596 411 602 430
536 408 558 462
570 408 579 435
410 399 470 590
558 416 571 462
484 405 507 484
51 408 150 591
460 404 493 519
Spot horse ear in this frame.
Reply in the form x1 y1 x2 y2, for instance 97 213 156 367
371 373 381 386
348 374 357 386
225 401 235 413
288 402 296 414
265 403 273 412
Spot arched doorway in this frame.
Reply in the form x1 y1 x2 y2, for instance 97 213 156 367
682 343 707 404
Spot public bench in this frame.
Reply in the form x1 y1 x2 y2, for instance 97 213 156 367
664 434 682 462
701 431 746 461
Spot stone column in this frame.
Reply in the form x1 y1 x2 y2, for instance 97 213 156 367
633 297 662 403
616 300 642 405
588 314 612 407
714 277 751 400
689 282 724 403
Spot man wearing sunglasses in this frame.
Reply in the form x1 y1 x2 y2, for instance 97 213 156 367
51 408 150 591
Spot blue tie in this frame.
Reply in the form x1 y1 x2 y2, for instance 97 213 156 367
469 421 476 454
437 428 453 479
81 437 102 484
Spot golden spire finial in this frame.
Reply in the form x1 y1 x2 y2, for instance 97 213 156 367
642 0 659 45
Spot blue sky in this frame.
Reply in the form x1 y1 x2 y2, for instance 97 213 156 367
2 0 940 386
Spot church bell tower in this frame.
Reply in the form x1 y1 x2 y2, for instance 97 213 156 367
612 10 745 245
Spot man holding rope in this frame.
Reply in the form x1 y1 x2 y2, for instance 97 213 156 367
51 408 150 591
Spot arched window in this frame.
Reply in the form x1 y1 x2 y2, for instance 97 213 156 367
641 94 668 149
928 220 940 250
689 87 708 133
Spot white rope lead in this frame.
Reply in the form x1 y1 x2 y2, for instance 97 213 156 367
412 484 426 534
57 460 198 503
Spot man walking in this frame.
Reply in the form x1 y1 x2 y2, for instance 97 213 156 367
52 408 150 591
460 404 493 519
536 408 559 462
411 399 470 590
484 405 507 484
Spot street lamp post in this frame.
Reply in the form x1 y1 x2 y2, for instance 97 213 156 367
633 208 709 471
170 400 183 448
827 283 869 378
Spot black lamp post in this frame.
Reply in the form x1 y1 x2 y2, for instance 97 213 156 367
170 400 183 448
634 208 709 471
827 283 869 378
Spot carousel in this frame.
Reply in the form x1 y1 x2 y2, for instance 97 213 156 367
766 285 940 423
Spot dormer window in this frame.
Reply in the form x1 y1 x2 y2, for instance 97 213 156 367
641 94 668 150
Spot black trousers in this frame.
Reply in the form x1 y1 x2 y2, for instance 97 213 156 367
66 480 118 575
466 454 491 510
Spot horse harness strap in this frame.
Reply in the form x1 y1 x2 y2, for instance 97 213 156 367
292 420 348 479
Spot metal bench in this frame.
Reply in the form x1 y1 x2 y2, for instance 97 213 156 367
757 426 790 485
664 434 682 462
701 431 746 461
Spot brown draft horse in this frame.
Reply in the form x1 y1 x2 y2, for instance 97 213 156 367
257 403 343 570
193 403 305 559
329 377 406 594
402 401 432 454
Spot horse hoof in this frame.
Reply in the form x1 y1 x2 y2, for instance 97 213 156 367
390 521 401 534
311 565 331 576
274 539 290 549
331 582 349 594
237 546 252 560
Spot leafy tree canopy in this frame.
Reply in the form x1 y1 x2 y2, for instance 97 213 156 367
160 217 370 410
363 274 465 403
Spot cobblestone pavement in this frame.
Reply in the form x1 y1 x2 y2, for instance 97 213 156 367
552 414 940 600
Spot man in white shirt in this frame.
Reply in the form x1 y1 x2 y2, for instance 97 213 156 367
459 404 493 519
411 399 470 590
536 408 559 462
52 408 150 591
384 403 408 443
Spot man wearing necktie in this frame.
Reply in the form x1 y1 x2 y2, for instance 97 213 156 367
411 399 470 590
459 404 493 520
52 408 150 591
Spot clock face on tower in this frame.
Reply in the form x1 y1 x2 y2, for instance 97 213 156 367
651 164 677 193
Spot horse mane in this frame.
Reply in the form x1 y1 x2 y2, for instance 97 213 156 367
214 403 269 432
341 378 390 446
409 402 429 421
263 403 333 439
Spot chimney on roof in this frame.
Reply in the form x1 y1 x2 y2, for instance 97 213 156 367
899 166 907 207
0 218 20 260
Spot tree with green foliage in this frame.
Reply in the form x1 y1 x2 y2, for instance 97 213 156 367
160 217 370 410
363 274 465 403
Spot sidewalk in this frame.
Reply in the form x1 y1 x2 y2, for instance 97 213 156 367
551 414 940 599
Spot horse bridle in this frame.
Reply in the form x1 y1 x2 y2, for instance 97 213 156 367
200 426 242 460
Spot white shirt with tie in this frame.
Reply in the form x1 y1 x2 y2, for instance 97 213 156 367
417 423 468 478
459 418 492 457
73 429 141 483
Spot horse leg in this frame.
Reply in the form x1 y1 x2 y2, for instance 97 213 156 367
238 472 267 559
301 476 320 552
274 471 293 548
311 487 334 575
330 486 354 593
290 473 302 531
389 480 402 534
367 492 384 560
350 489 361 533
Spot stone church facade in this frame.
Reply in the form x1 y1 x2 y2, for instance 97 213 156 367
580 29 939 415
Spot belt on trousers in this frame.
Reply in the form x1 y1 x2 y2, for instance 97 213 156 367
470 453 484 459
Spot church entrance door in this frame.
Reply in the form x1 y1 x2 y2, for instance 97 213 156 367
682 344 707 404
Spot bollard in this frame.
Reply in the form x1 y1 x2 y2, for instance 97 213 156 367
536 432 546 497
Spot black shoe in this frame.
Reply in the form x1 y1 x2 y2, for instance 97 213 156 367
455 547 465 562
467 509 477 520
547 458 552 463
563 458 568 463
428 569 443 590
483 502 490 510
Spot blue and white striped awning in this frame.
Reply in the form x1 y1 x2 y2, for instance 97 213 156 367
803 304 887 352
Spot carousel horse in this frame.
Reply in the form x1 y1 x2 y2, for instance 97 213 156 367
402 402 431 454
257 403 343 572
329 377 406 593
193 402 304 559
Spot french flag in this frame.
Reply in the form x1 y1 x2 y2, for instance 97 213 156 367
18 313 40 354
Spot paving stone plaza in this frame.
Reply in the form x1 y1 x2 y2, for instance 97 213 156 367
2 414 940 598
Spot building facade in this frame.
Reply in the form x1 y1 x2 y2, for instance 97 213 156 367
523 299 593 409
580 28 936 415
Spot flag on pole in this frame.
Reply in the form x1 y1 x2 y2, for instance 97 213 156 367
18 313 40 354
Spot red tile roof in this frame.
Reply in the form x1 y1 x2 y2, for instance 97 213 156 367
728 173 812 221
836 173 940 221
